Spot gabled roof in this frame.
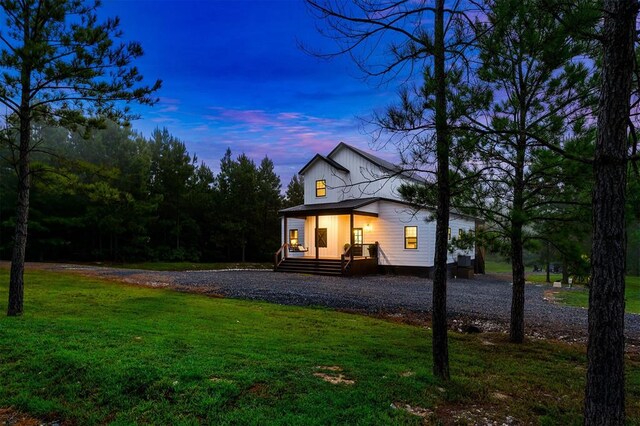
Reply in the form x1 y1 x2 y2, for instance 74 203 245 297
328 142 426 184
298 153 349 175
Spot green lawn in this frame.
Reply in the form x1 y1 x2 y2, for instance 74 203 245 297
555 276 640 315
485 259 640 314
483 259 513 274
102 261 273 271
0 269 639 424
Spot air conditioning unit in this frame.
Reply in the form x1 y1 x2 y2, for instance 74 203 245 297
457 255 471 268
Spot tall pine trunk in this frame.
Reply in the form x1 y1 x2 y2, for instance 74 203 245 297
584 0 636 423
8 126 30 317
7 14 31 317
432 0 450 381
510 121 527 343
509 222 525 342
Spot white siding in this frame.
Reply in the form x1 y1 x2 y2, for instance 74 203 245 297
330 146 412 201
374 201 435 267
354 215 380 248
300 148 414 204
300 215 350 258
372 200 476 267
355 201 379 215
303 160 349 205
284 218 306 258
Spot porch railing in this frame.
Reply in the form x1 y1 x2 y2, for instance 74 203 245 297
341 244 353 275
274 243 288 270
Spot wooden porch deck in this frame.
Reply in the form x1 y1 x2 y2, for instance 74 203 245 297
274 257 379 276
274 243 379 276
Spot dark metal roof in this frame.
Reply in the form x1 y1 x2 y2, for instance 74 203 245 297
279 197 379 217
328 142 427 184
298 153 349 175
280 196 480 221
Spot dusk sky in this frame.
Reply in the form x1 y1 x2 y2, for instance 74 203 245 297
101 0 401 186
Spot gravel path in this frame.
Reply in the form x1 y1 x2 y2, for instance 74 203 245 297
33 263 640 345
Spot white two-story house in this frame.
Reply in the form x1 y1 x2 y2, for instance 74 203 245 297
274 142 479 276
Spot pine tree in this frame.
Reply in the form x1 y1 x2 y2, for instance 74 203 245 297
0 0 160 316
284 175 304 207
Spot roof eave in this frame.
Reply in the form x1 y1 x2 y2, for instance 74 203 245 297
298 153 349 175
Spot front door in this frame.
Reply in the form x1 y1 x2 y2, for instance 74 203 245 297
316 228 327 247
352 228 363 256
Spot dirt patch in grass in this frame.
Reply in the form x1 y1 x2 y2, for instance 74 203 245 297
313 366 355 385
313 372 355 385
434 403 519 425
390 402 433 418
314 365 342 372
543 289 561 304
0 408 54 426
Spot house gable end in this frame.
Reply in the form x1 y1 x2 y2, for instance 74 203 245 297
328 142 426 184
299 154 349 175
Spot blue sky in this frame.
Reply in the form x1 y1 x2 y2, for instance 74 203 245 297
101 0 400 185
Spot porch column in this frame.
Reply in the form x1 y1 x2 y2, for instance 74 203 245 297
283 216 288 259
315 215 319 260
350 212 354 262
283 216 287 245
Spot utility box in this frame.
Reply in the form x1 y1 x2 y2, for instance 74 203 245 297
456 255 473 279
457 255 471 268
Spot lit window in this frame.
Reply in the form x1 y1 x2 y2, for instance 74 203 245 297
448 227 451 240
315 180 326 197
404 226 417 249
289 229 298 246
459 229 463 237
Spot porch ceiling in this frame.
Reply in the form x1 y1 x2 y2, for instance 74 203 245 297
279 198 379 218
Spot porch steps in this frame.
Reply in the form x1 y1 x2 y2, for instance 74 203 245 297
275 258 343 276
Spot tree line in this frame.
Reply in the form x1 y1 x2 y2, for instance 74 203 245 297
0 123 303 263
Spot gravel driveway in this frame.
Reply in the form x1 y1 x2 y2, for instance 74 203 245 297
37 263 640 344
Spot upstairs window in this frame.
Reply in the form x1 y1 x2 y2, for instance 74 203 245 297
289 229 298 246
448 228 451 240
404 226 418 249
315 180 326 197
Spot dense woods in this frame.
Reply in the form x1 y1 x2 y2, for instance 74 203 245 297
0 123 290 263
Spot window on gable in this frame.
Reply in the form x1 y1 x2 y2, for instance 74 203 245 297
289 229 298 246
315 179 326 197
404 226 417 249
448 227 451 240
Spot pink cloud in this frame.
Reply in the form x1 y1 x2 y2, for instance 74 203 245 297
157 106 402 187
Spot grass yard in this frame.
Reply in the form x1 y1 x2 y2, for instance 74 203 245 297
485 258 640 314
483 259 513 274
101 261 273 271
555 276 640 315
1 268 639 425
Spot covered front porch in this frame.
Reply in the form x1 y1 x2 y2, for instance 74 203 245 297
275 198 381 275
